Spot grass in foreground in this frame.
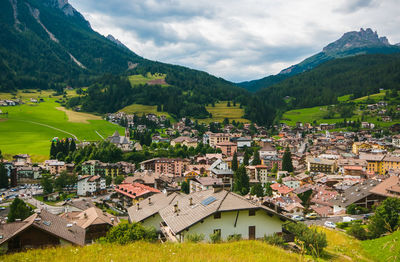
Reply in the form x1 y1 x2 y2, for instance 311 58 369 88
2 241 302 262
361 230 400 262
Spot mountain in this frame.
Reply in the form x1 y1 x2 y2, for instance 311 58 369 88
244 53 400 125
106 34 130 50
239 28 400 92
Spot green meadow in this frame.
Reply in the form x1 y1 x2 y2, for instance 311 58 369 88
128 73 168 87
119 104 171 118
0 96 123 162
201 101 250 124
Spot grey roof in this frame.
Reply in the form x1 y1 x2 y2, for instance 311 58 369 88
128 193 180 223
0 209 85 246
63 199 96 211
329 179 379 207
159 190 290 234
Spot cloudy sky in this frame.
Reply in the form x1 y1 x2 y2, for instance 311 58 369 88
69 0 400 82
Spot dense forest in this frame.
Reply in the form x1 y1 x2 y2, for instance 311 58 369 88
245 54 400 125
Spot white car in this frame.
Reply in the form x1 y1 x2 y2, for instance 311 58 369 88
324 221 336 228
292 215 305 221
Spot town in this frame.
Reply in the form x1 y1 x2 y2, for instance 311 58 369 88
1 109 400 255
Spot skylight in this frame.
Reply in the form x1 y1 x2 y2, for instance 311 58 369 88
201 196 217 206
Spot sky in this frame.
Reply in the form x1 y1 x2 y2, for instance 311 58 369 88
69 0 400 82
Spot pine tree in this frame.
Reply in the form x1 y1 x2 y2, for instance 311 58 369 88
233 165 249 195
252 150 261 165
282 146 294 172
232 151 238 171
0 162 9 189
70 139 76 152
8 198 33 223
243 151 250 166
181 180 190 194
50 141 56 159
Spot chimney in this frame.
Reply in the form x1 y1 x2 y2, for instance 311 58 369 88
174 202 179 214
189 197 193 206
148 198 151 205
136 203 140 210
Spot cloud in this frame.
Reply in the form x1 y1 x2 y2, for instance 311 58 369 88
69 0 400 82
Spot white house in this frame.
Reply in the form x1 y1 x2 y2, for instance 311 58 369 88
129 189 292 242
259 144 277 159
236 137 252 148
77 175 106 196
282 176 300 189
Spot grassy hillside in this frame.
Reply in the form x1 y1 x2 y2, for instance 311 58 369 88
119 104 171 118
128 73 168 87
0 91 123 162
201 102 249 124
2 227 371 262
361 230 400 262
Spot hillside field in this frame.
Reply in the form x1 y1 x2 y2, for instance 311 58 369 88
361 229 400 262
0 92 123 162
201 102 250 124
128 73 168 87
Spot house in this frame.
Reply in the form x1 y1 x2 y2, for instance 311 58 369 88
128 192 180 231
114 183 160 207
44 160 71 175
329 179 384 214
236 137 252 148
77 175 106 196
270 183 294 197
284 202 305 216
63 199 96 213
370 175 400 198
262 155 282 171
0 209 85 253
282 176 300 189
208 133 231 148
140 158 189 176
209 159 234 180
359 153 385 175
216 141 237 157
306 157 337 174
259 144 277 159
254 165 269 184
153 189 292 242
60 207 119 243
170 136 198 148
13 154 31 165
190 177 227 193
107 130 132 152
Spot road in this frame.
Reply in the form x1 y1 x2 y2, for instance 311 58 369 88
304 214 366 226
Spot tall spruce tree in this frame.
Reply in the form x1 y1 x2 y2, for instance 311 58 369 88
50 141 56 159
282 146 294 172
8 198 33 223
69 139 76 152
243 150 250 165
233 165 249 195
0 161 9 189
232 151 238 171
252 150 261 165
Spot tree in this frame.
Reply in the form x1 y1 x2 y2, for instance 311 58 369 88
250 184 264 197
105 175 112 186
8 198 33 222
40 174 54 195
114 175 125 185
50 141 56 159
102 222 157 244
233 165 249 195
282 146 294 172
227 101 231 107
232 151 238 171
252 150 261 165
0 161 9 189
368 197 400 238
264 182 273 197
271 163 278 174
243 150 250 166
69 139 76 152
181 180 189 194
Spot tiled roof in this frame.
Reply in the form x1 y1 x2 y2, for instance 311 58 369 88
115 183 160 199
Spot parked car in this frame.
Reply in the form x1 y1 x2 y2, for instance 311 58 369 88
305 213 318 220
343 216 356 222
324 221 336 228
292 215 305 221
363 213 372 220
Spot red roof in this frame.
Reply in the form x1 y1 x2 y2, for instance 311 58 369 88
344 166 363 171
115 183 160 199
270 183 294 195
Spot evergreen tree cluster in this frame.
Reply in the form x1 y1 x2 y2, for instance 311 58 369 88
50 138 76 160
233 165 250 196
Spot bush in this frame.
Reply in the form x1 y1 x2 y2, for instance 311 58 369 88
263 233 285 246
209 231 222 243
346 222 369 240
227 233 242 242
101 222 157 244
185 233 205 243
368 197 400 238
284 222 327 257
346 203 369 215
336 221 351 229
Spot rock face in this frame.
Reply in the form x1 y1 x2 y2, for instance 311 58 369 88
106 35 129 50
323 28 390 53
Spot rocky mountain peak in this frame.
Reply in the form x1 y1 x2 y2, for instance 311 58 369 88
323 28 390 53
106 35 129 50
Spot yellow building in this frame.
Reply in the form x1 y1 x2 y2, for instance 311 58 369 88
359 154 385 175
352 142 372 154
382 156 400 174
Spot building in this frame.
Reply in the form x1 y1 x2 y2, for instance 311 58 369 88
63 199 96 213
0 210 85 253
262 155 282 171
209 159 234 180
44 160 73 175
77 175 106 196
208 133 231 148
282 176 300 189
382 155 400 174
114 183 160 207
132 189 291 242
189 177 226 193
60 207 119 243
270 183 294 197
259 144 277 159
359 153 385 175
107 130 132 152
370 175 400 198
216 141 237 157
140 158 188 176
170 136 198 148
254 165 269 184
306 157 337 174
81 160 122 177
236 137 252 148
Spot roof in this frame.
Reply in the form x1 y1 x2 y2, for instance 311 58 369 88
0 209 85 246
61 207 119 229
158 189 290 234
260 144 276 152
63 199 96 211
270 183 294 195
192 177 222 186
128 193 180 222
330 179 379 207
370 176 400 197
306 157 336 165
359 153 385 162
115 183 160 199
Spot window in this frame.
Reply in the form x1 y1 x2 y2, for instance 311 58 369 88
249 209 256 216
214 212 221 219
